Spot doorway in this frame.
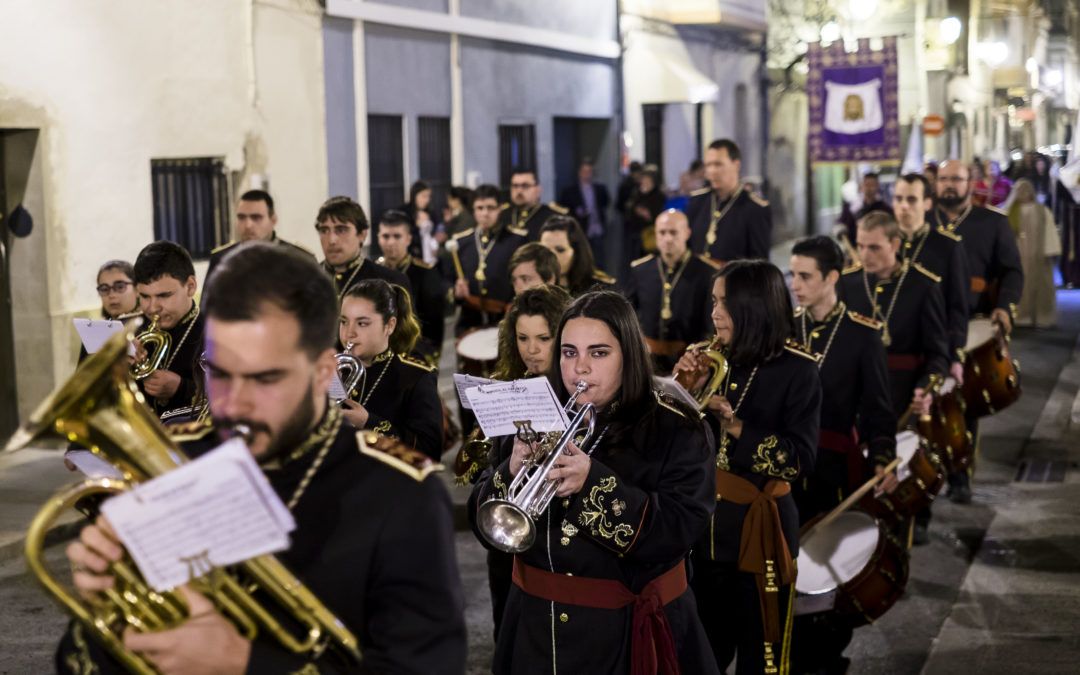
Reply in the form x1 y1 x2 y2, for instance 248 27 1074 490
0 134 15 442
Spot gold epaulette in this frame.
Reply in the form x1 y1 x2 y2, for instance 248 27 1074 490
846 310 882 330
410 258 434 269
282 239 315 257
592 270 616 284
165 418 214 442
748 192 769 207
358 431 441 481
452 228 474 239
210 240 237 255
631 254 655 268
653 390 687 418
397 352 436 372
842 261 863 275
935 226 961 242
912 261 941 283
499 202 511 212
697 254 721 270
548 202 569 215
690 186 712 197
986 204 1006 216
784 339 822 363
508 226 528 237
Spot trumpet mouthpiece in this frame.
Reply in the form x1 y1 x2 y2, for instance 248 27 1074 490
575 381 589 392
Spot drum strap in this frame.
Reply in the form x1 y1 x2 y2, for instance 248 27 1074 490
714 471 795 644
512 557 685 675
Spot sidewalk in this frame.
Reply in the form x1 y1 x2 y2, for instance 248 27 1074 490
0 446 81 564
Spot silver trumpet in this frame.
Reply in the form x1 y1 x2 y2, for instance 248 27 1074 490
334 342 364 404
476 381 597 553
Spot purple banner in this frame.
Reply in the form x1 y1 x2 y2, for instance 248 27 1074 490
808 37 900 163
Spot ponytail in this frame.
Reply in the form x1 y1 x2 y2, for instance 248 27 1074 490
344 279 421 355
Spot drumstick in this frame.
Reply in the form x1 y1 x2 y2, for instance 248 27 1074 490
445 238 466 281
801 456 903 541
896 373 944 430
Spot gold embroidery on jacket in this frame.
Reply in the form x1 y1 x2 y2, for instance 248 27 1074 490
751 435 798 480
578 476 634 547
492 469 508 499
372 420 392 433
290 664 321 675
64 623 98 675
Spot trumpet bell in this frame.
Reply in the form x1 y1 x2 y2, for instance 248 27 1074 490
476 499 535 553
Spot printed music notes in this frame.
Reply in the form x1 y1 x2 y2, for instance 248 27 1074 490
464 378 569 438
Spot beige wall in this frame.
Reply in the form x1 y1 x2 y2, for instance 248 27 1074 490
0 0 328 417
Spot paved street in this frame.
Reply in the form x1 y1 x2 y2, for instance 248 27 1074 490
2 290 1079 674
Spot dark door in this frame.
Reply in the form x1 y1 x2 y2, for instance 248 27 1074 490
418 116 452 216
0 135 17 442
552 117 613 202
498 124 537 190
643 104 665 178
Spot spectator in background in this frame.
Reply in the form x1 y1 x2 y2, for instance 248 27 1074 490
838 172 893 244
1033 155 1052 205
988 160 1013 207
678 159 707 195
444 186 475 237
1008 179 1058 327
923 161 939 195
624 164 666 260
971 159 990 207
616 160 643 217
559 157 611 268
400 180 441 265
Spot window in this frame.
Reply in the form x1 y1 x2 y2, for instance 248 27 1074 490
150 158 231 260
368 114 405 226
498 124 537 188
418 116 452 214
643 104 664 178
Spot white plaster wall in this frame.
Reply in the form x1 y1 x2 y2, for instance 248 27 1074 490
0 0 328 411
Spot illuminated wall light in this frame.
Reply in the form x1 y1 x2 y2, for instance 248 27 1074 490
976 41 1008 67
1026 57 1038 74
1044 69 1063 87
845 0 878 22
939 17 962 45
820 21 841 44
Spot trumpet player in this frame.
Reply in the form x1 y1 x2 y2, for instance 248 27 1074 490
469 290 719 674
132 242 204 416
676 261 821 674
338 279 443 461
59 243 466 673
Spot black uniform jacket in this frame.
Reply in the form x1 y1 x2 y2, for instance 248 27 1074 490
839 263 950 418
207 233 316 283
136 303 204 417
686 187 772 263
447 225 528 330
346 349 443 461
322 255 413 301
698 346 822 564
497 201 567 241
901 223 970 359
931 205 1024 318
55 411 466 675
469 393 719 674
794 305 896 485
627 252 717 346
378 255 446 359
567 269 619 297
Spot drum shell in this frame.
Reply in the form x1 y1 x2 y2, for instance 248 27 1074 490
455 327 500 378
919 389 973 474
962 327 1021 418
860 441 944 526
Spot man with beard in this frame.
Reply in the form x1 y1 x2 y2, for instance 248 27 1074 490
931 159 1024 504
57 244 466 674
497 167 567 241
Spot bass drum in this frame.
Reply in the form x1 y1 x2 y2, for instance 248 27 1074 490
861 431 944 526
962 318 1021 417
918 377 973 474
795 510 909 626
456 326 500 378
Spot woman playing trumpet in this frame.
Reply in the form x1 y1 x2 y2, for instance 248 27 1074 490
338 279 443 460
469 290 719 674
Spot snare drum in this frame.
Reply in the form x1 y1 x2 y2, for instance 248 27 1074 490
918 377 973 474
456 327 500 377
962 318 1021 417
861 431 944 526
795 510 909 624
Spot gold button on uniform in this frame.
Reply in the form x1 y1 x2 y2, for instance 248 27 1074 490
559 613 569 623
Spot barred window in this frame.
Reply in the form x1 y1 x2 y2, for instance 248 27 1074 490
498 124 537 188
419 116 452 213
150 158 231 260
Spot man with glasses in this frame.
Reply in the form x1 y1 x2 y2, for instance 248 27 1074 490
207 190 314 281
497 167 568 241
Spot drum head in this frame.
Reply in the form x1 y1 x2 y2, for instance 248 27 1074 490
939 376 957 395
895 430 921 482
965 318 996 352
796 512 880 595
457 327 500 361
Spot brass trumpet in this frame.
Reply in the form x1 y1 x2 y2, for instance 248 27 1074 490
8 331 361 673
334 342 364 404
130 314 171 380
673 337 730 409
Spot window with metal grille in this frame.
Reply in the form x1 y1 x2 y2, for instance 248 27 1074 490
418 116 452 214
150 158 231 260
498 124 537 188
368 114 405 228
643 104 664 179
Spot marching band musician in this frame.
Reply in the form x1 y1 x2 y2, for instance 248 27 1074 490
497 166 567 241
788 236 898 674
206 189 315 281
538 215 617 295
627 209 718 372
338 279 443 461
58 243 466 674
79 260 140 363
375 209 447 362
677 260 822 675
470 290 719 674
450 184 528 331
314 196 412 300
131 241 205 417
508 242 561 295
687 139 772 264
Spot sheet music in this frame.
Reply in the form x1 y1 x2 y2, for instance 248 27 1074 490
465 378 569 438
328 371 349 401
654 376 699 410
63 449 124 479
101 438 294 592
452 373 498 409
72 318 124 354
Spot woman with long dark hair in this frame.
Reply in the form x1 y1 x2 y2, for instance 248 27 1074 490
399 180 441 263
539 215 616 296
470 290 719 674
675 260 821 674
338 279 443 460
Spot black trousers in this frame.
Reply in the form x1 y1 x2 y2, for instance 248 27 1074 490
487 550 513 641
790 613 855 674
692 560 794 675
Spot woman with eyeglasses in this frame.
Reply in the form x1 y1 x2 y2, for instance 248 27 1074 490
470 290 718 674
79 260 140 362
539 215 617 296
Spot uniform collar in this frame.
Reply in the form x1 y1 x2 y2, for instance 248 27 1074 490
809 299 845 325
266 405 342 469
903 222 931 241
176 300 198 327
